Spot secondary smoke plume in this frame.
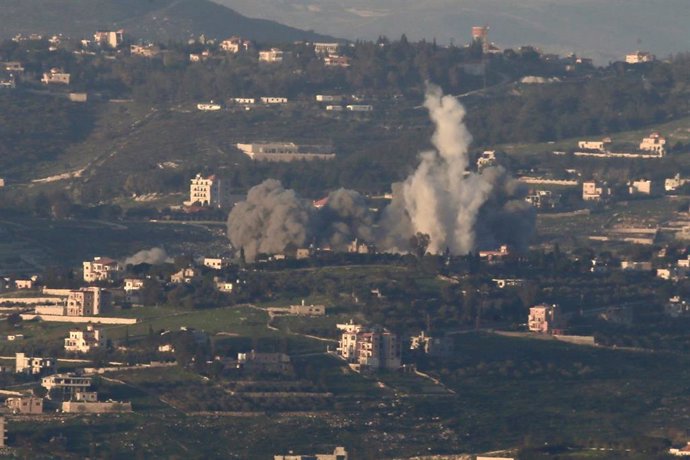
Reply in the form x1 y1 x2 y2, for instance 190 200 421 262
227 84 534 259
124 247 171 266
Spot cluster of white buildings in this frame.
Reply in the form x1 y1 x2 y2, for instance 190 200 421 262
575 132 667 159
236 142 336 162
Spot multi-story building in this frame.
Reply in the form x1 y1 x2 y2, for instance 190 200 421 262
6 396 43 414
124 278 145 292
64 324 105 353
526 190 561 209
639 132 666 156
93 30 124 49
170 267 200 284
528 304 564 334
409 331 454 358
471 26 490 53
259 48 283 63
477 150 498 170
83 256 121 283
185 173 228 207
582 180 611 201
66 287 110 316
41 373 92 399
628 179 657 195
336 321 401 370
15 353 54 375
237 351 292 374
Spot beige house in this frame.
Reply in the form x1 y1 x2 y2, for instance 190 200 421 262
41 68 70 85
83 256 121 283
528 304 564 334
64 324 105 353
14 279 34 290
203 257 229 270
409 331 453 357
94 30 124 49
6 396 43 414
15 353 54 375
62 391 132 413
336 321 401 370
625 51 655 64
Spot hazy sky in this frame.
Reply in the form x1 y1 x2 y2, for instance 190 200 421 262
217 0 690 62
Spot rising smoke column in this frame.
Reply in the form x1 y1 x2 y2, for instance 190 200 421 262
124 247 171 266
227 84 534 259
227 179 311 262
380 83 533 254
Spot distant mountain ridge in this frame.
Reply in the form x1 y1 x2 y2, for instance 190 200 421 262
0 0 333 42
215 0 690 62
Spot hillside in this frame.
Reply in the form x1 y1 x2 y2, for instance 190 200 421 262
217 0 690 62
0 0 333 42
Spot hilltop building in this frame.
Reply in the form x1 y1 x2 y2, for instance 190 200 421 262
578 139 611 152
289 300 326 316
41 373 92 399
237 350 292 374
528 304 564 334
237 142 335 162
64 324 105 353
336 321 401 370
171 267 201 284
313 43 341 55
203 257 230 270
61 391 132 413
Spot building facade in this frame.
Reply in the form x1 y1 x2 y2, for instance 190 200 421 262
67 287 110 316
83 257 121 283
528 304 563 334
336 321 401 370
64 324 105 353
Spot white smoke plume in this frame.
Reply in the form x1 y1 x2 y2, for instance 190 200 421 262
124 247 172 266
227 84 534 259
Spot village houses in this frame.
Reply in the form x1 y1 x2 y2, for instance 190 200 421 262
64 324 105 353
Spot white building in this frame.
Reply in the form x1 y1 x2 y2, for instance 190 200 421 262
233 97 255 105
41 373 92 393
626 51 655 64
582 180 611 201
236 142 335 162
259 48 283 63
83 256 121 283
260 96 288 104
185 173 228 207
316 94 344 103
64 324 105 353
15 353 54 375
639 132 666 156
94 30 124 49
124 278 145 292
